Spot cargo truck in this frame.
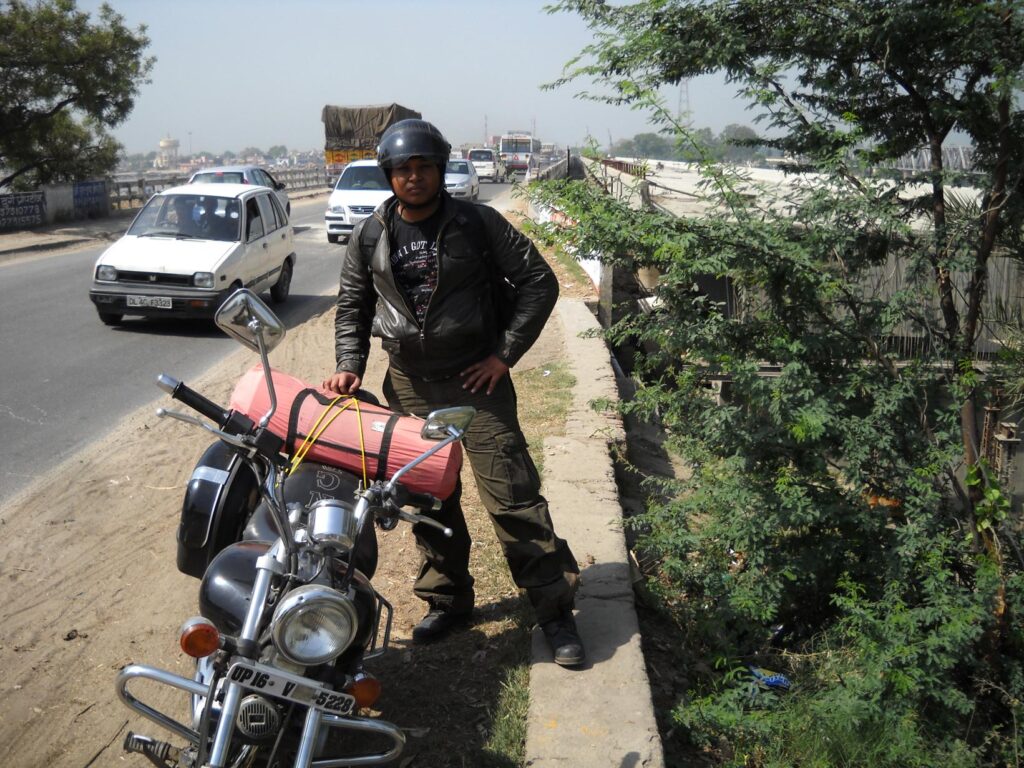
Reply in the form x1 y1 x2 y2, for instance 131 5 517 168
321 104 420 244
321 103 421 180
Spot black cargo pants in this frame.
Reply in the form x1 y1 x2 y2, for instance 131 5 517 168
382 365 579 625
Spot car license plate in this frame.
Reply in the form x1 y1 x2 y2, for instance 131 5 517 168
227 660 356 716
126 295 172 309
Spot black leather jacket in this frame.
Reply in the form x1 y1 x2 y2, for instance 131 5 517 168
334 193 558 381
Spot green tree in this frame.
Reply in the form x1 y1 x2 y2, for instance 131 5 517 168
632 132 674 159
718 123 760 163
532 1 1024 764
0 0 153 189
267 144 288 159
677 126 719 161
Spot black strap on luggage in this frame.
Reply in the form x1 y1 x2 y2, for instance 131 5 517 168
285 388 400 477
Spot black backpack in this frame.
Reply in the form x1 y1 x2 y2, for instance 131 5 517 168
357 204 518 327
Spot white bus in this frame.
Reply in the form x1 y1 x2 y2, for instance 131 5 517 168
498 132 542 172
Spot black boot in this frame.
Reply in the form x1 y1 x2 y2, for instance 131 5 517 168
541 612 586 667
411 604 472 643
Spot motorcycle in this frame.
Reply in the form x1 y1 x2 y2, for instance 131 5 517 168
115 288 474 768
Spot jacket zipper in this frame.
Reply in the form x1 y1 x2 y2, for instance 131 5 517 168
419 217 452 368
373 212 419 325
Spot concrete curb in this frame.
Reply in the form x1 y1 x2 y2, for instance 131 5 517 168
526 299 665 767
0 236 96 257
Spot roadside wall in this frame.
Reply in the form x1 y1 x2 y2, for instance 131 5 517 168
0 180 111 232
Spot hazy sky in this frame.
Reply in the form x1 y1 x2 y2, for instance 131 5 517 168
78 0 756 156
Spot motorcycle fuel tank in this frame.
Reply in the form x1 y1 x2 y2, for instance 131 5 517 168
244 461 378 579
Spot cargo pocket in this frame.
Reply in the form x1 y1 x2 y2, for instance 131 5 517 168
493 432 541 506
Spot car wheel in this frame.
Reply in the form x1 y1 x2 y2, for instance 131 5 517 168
327 233 339 244
98 311 122 326
270 259 292 304
286 202 291 216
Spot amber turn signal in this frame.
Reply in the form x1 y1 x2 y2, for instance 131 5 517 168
345 672 382 709
179 616 220 658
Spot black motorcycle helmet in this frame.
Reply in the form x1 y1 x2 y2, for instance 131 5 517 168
377 119 451 172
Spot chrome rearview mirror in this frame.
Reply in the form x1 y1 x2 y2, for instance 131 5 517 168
215 288 284 429
215 288 285 353
421 406 476 440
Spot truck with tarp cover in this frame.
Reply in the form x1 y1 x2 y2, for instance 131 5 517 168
321 103 421 176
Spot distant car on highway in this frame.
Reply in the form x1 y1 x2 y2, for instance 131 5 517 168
324 159 392 244
88 183 295 325
188 165 290 215
444 159 480 200
466 148 507 183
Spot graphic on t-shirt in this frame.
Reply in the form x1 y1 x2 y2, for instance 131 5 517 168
391 234 438 324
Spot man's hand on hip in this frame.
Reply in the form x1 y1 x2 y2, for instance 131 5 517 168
460 355 509 395
322 371 362 395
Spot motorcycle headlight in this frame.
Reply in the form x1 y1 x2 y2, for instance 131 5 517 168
270 585 358 665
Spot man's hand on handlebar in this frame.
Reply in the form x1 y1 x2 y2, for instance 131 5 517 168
322 371 362 395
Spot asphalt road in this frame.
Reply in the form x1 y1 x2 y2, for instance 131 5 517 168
0 183 510 505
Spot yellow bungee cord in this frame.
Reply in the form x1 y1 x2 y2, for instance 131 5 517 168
290 395 370 487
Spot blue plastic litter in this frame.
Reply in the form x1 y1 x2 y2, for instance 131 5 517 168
747 664 792 692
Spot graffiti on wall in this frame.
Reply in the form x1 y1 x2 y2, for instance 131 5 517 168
73 180 108 217
0 192 46 231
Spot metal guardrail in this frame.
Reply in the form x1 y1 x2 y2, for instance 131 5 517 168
600 158 648 179
109 167 330 210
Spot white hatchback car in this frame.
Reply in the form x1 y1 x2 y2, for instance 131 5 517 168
89 183 296 325
324 160 392 244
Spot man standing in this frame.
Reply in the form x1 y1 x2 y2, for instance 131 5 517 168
323 119 585 667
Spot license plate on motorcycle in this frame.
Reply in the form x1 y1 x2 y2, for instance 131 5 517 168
127 295 172 309
227 660 356 716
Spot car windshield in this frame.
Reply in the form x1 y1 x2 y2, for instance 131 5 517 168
127 194 241 242
191 171 246 184
468 151 493 161
335 165 388 191
446 161 470 175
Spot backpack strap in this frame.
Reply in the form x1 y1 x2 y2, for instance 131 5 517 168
358 215 385 264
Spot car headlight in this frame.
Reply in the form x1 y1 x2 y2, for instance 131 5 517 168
193 272 215 289
328 205 345 214
96 264 118 281
270 585 358 665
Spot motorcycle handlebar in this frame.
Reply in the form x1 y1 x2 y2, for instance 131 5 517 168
156 374 231 428
389 484 442 513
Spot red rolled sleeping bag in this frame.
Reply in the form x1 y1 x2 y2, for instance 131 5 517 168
228 365 462 500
